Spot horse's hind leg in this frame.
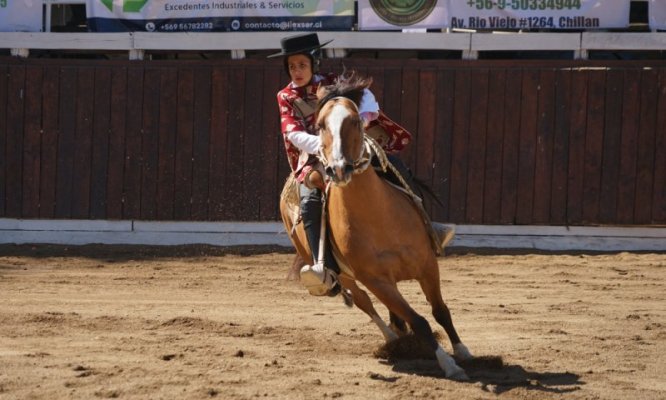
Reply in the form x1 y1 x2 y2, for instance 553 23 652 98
419 277 473 361
363 279 468 380
338 275 398 343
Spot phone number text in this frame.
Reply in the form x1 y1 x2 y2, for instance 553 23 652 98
466 0 582 10
161 22 214 31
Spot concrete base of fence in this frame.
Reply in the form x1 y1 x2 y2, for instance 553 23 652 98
0 219 663 252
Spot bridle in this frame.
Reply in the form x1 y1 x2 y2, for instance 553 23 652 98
317 96 373 177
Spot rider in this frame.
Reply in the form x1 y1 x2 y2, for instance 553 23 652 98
269 33 454 296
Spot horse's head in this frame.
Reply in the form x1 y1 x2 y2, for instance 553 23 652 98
315 72 372 186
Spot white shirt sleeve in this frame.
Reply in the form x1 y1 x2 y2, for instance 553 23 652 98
287 131 321 155
359 88 379 124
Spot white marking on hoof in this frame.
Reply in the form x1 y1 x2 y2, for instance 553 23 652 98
436 347 469 381
453 343 473 361
372 315 399 342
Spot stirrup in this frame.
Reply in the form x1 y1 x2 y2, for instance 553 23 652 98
300 262 340 296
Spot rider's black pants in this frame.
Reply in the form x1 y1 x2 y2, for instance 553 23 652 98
299 184 341 274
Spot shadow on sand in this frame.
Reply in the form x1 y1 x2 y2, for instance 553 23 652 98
0 243 291 262
375 333 583 395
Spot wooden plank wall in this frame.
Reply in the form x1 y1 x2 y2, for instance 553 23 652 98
0 57 664 226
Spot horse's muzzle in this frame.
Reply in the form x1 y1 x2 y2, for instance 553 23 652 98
325 163 354 185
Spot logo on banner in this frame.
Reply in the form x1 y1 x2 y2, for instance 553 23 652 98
369 0 437 26
99 0 149 13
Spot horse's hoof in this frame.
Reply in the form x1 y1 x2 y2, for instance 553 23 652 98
447 370 470 382
436 348 469 381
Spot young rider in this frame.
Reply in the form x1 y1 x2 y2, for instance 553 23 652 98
269 33 453 297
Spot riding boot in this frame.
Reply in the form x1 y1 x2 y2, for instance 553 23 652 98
299 184 341 296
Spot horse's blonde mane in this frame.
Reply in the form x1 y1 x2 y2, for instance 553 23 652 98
316 71 373 115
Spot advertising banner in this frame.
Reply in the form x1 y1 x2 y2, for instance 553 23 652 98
448 0 631 30
358 0 449 30
0 0 42 32
86 0 354 32
649 0 666 30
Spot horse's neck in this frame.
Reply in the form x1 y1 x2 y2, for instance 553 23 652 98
328 169 393 217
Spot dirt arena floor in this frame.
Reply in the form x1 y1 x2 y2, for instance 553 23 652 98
0 244 664 400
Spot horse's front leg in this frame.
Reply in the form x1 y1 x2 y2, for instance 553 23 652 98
418 272 473 362
362 278 468 381
338 275 398 343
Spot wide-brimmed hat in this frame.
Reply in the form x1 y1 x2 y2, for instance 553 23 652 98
267 33 333 58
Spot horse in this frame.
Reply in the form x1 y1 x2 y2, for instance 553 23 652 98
279 73 472 380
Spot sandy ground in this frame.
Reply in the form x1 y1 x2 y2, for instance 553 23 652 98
0 244 664 400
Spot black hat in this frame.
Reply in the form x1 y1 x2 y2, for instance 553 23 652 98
267 33 333 58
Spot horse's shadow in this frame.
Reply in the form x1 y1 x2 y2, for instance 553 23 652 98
375 334 583 395
385 358 581 394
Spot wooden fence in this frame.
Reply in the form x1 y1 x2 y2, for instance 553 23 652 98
0 56 663 226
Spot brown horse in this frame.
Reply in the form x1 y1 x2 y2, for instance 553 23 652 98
279 73 472 380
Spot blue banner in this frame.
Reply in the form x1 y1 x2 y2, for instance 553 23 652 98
86 0 354 32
